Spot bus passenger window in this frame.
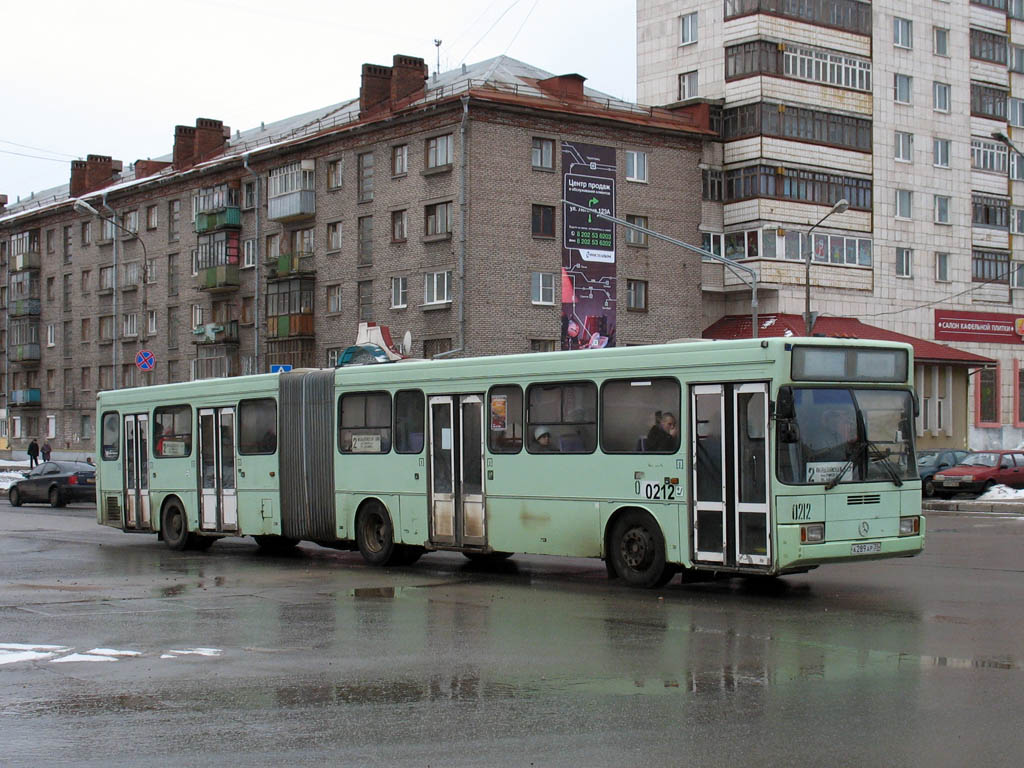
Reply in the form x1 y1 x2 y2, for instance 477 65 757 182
101 412 120 460
394 390 425 453
600 378 680 453
526 382 597 453
153 404 192 458
340 392 392 453
488 386 522 453
239 398 278 454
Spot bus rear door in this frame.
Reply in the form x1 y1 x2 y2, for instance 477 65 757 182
123 413 151 529
198 407 238 532
428 394 486 549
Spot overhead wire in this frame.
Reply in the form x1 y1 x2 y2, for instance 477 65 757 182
459 0 523 64
0 139 79 159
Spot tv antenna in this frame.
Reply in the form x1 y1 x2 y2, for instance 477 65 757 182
434 39 442 73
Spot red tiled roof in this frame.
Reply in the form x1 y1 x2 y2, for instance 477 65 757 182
703 314 995 366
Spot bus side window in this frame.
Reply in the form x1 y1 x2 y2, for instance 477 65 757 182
339 391 392 453
153 404 193 458
239 398 277 454
394 390 425 453
101 411 120 460
488 385 522 453
600 378 680 453
526 381 597 454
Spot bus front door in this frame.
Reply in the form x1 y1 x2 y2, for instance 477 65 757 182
198 407 238 532
428 394 486 549
691 382 771 569
123 413 151 529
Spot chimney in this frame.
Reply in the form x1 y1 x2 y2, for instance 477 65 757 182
0 194 7 214
173 125 196 170
70 160 88 197
80 155 123 194
537 74 587 101
391 55 428 107
193 117 229 163
360 63 393 116
134 159 172 179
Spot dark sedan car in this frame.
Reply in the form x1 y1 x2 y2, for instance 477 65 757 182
918 449 972 497
8 461 96 507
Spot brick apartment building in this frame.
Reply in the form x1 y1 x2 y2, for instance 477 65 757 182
0 54 711 455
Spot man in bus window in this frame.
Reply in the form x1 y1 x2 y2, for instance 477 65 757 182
532 427 556 452
646 412 679 452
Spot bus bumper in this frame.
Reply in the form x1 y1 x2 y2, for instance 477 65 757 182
776 516 925 571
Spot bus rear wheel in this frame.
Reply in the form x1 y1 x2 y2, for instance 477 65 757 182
162 501 189 551
356 503 395 566
610 510 675 589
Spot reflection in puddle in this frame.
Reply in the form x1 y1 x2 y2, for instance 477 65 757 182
351 587 397 599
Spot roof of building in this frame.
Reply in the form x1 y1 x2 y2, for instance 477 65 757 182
704 313 996 366
2 55 707 224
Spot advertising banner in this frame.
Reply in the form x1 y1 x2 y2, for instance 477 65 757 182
561 141 616 350
934 309 1024 345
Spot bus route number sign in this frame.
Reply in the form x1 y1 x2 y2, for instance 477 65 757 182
635 480 676 501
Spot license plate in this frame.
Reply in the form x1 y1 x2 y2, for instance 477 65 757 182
943 479 960 486
851 542 881 555
85 478 95 484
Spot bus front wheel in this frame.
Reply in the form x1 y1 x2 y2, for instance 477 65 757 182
162 501 189 551
356 503 395 566
610 510 675 589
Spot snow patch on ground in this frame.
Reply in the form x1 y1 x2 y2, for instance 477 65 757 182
0 460 30 491
976 484 1024 500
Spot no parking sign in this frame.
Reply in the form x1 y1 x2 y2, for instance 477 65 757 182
135 349 155 371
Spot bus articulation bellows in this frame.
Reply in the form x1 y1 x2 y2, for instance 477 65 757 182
96 338 924 587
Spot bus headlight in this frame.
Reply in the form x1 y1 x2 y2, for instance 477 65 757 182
899 516 920 536
801 523 825 543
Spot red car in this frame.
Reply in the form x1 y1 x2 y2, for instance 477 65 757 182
932 450 1024 497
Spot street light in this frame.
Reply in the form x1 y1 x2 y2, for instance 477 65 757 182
803 198 849 336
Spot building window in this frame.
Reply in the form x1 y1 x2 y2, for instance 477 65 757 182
678 71 698 100
425 201 453 236
972 195 1010 230
391 276 408 308
357 152 374 202
358 280 373 321
392 145 408 175
972 249 1010 283
722 41 871 91
1011 152 1024 181
894 74 912 104
896 248 913 278
724 0 870 33
625 215 648 246
530 339 555 353
894 17 912 48
971 83 1008 121
626 279 648 311
933 138 951 168
145 205 158 230
977 366 999 426
147 310 157 335
894 131 913 162
626 150 648 183
895 189 912 219
327 158 343 189
935 252 950 282
680 11 698 44
970 28 1008 65
1011 46 1024 74
702 169 723 200
424 338 453 359
531 137 554 170
327 221 342 252
326 348 341 368
933 82 950 113
99 265 114 291
531 272 554 305
81 317 91 342
722 102 872 152
243 238 256 268
81 221 91 245
934 196 951 224
46 323 56 347
424 271 452 305
358 215 373 266
168 200 180 242
426 134 453 169
723 165 872 211
242 180 256 209
326 284 342 313
532 204 555 237
934 27 949 56
392 210 408 242
99 315 114 342
1011 98 1024 128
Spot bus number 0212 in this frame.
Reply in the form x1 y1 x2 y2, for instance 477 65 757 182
634 480 675 501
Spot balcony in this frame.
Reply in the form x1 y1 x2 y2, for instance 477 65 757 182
197 264 240 292
9 298 41 317
13 251 41 271
191 345 240 380
266 251 315 279
192 320 239 345
195 206 242 234
267 190 315 223
266 313 314 339
265 338 316 369
9 344 41 363
10 388 41 407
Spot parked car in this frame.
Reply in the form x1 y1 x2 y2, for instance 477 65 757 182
932 450 1024 497
918 449 972 497
8 461 96 507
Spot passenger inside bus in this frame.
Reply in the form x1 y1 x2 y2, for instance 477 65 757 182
646 411 679 452
532 427 557 452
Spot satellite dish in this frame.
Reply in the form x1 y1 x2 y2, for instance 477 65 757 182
402 331 412 356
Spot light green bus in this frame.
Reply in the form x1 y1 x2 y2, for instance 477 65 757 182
96 338 924 587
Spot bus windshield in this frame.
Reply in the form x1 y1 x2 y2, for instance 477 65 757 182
777 388 916 487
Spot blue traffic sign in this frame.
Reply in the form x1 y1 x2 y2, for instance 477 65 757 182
270 364 293 373
135 349 155 371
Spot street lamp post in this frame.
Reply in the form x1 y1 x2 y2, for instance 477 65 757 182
803 198 849 336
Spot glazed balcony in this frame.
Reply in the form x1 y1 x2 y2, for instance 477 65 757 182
266 251 315 279
192 320 239 345
195 206 242 234
266 313 314 339
9 344 41 363
265 338 317 370
10 388 41 407
12 251 41 272
197 263 240 292
191 345 240 380
267 190 315 223
9 298 41 317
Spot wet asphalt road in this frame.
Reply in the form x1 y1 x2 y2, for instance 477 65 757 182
1 503 1023 767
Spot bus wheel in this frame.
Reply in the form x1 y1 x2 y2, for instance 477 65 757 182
253 535 299 554
610 510 675 589
162 501 189 551
356 503 395 566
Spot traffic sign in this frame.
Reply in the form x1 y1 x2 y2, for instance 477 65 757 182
135 349 155 371
270 364 293 373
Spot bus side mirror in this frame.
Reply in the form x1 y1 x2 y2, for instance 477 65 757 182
776 386 795 420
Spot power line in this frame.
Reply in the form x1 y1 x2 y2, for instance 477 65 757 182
460 0 522 64
0 148 70 163
0 138 78 159
500 0 539 58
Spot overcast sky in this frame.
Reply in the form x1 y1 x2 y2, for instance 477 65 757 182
1 0 637 202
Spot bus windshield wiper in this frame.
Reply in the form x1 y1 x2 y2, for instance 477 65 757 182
824 441 865 491
864 440 904 487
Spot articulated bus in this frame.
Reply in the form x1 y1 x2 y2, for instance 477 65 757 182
96 338 924 587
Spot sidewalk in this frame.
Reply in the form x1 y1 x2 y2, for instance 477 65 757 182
923 498 1024 515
